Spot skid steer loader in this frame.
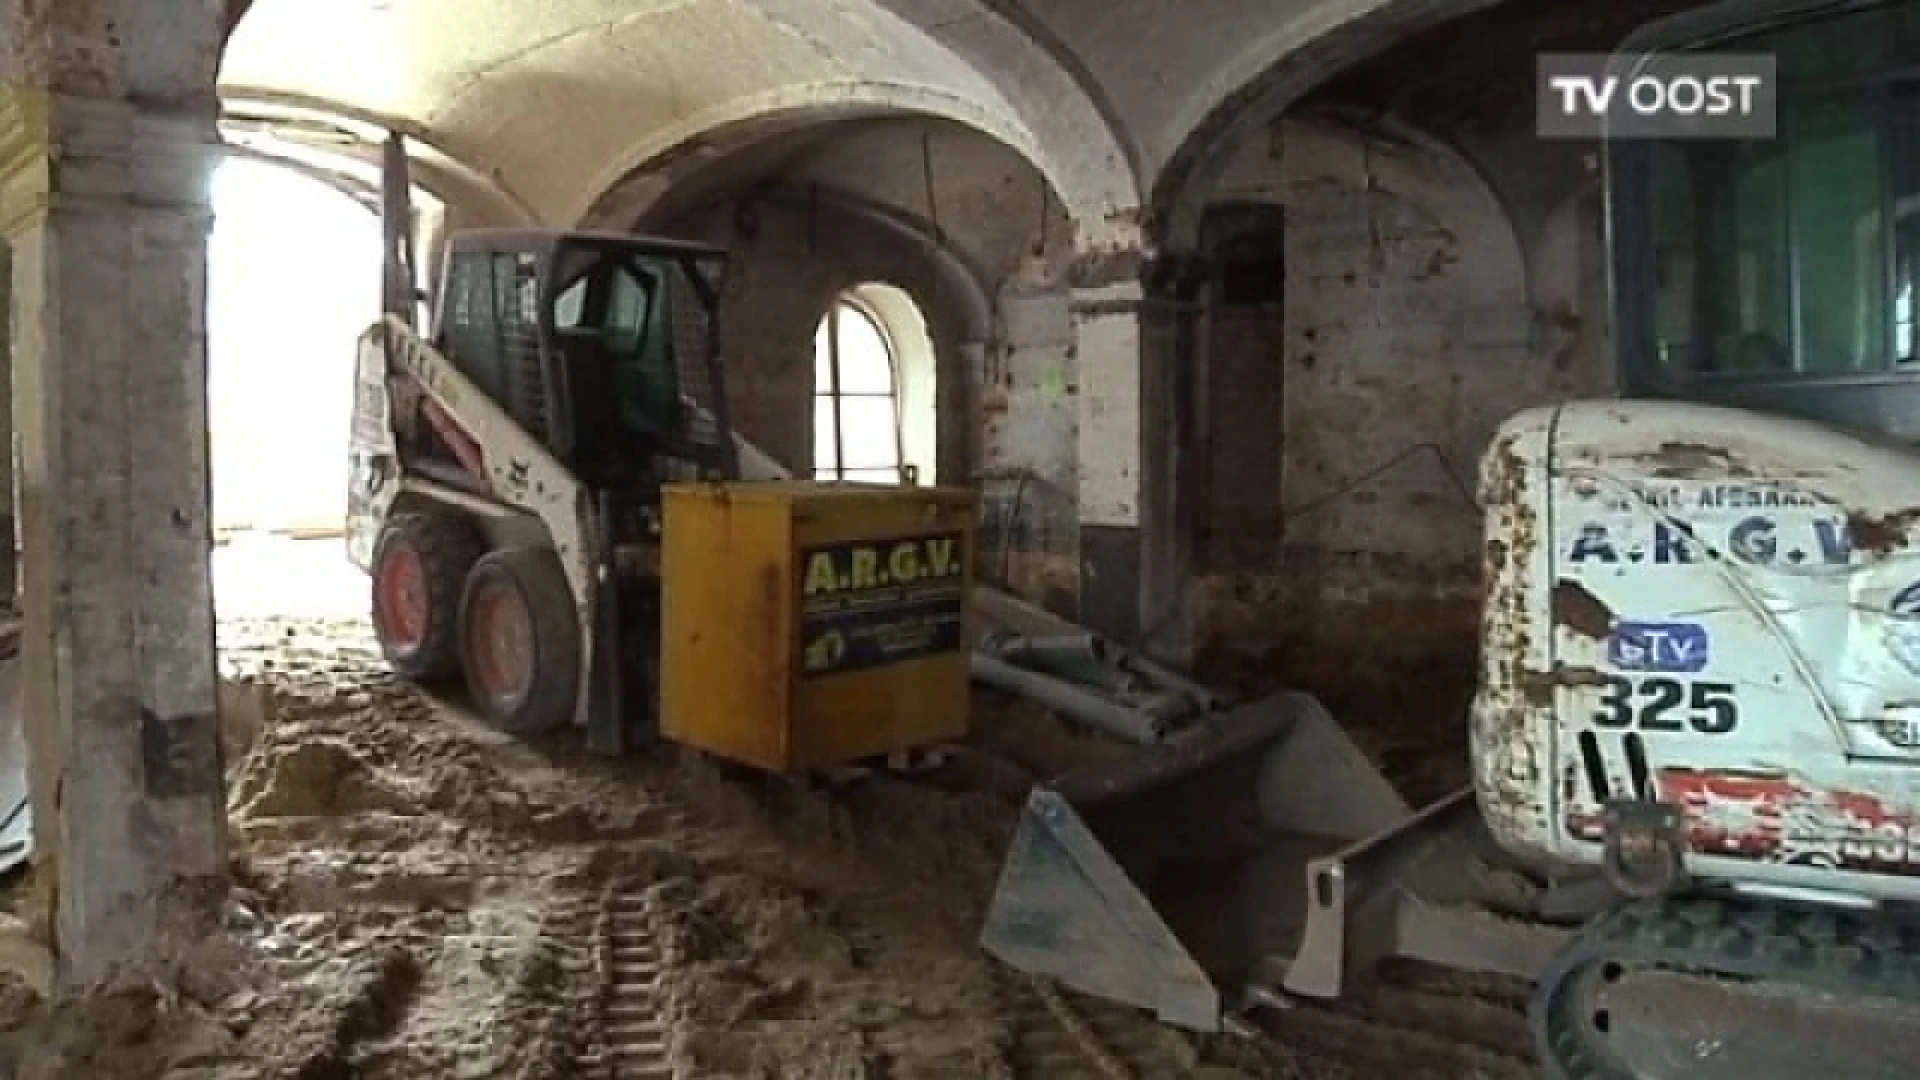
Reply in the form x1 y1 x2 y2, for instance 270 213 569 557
346 136 975 763
983 0 1920 1075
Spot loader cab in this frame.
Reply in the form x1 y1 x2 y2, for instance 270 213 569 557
1608 0 1920 443
430 230 736 487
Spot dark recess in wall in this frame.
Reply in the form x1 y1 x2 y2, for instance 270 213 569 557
1217 253 1285 308
1201 202 1288 310
1194 201 1289 573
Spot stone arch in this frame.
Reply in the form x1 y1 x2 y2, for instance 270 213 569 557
624 122 1004 346
863 0 1145 238
570 84 1107 252
1147 0 1508 254
218 93 540 228
222 0 1141 245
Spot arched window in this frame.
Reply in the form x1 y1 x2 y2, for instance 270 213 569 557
814 297 905 482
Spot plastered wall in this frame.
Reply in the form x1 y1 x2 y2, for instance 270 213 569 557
1185 114 1611 746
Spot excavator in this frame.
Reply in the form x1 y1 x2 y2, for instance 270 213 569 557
977 0 1920 1075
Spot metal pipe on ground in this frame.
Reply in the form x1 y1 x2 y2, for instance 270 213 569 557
978 632 1127 693
982 631 1105 665
980 631 1224 712
1135 690 1208 725
1117 649 1226 711
970 651 1170 746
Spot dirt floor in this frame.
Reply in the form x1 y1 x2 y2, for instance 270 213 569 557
0 603 1541 1080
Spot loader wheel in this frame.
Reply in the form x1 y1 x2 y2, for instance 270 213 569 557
371 511 482 683
458 547 579 734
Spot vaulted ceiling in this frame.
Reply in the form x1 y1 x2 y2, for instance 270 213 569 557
216 0 1592 248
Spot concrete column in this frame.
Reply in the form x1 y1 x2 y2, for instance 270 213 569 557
1137 258 1206 663
1072 282 1143 642
0 3 229 990
0 243 12 604
984 280 1079 614
942 338 984 484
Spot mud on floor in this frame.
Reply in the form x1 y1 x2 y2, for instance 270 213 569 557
0 616 1537 1080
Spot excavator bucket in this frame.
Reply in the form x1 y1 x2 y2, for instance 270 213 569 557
979 691 1417 1031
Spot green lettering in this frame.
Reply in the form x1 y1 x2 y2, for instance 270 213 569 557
889 543 921 583
924 537 956 577
804 553 840 596
850 548 881 589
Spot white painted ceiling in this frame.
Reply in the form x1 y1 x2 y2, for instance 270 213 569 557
220 0 1044 226
219 0 1442 243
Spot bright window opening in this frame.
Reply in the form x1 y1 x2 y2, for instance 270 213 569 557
209 155 382 619
811 284 937 484
210 156 380 533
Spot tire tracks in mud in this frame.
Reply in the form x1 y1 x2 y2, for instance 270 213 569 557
1244 970 1537 1080
995 956 1536 1080
265 667 1531 1080
456 866 601 1080
479 867 683 1080
591 878 681 1080
625 760 1535 1080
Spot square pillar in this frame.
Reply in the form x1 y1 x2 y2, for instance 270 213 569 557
985 280 1080 614
1136 261 1205 664
1073 281 1143 642
0 6 228 991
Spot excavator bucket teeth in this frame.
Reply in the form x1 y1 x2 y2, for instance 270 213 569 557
980 691 1411 1031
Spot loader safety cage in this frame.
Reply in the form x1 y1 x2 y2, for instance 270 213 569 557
431 229 740 484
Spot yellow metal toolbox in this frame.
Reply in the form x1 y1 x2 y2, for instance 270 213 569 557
659 481 977 772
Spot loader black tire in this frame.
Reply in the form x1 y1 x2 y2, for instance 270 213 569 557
370 510 484 684
458 546 579 734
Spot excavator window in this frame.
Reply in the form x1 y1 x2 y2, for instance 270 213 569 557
1622 1 1920 395
1644 95 1913 379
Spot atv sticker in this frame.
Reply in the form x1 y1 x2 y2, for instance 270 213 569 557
1607 621 1710 672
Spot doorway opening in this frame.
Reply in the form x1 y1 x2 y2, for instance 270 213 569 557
207 155 380 619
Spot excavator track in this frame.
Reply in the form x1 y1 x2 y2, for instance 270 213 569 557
1534 890 1920 1080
